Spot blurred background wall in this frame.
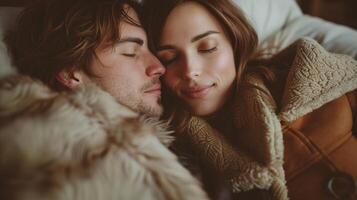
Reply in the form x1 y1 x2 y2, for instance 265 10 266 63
1 0 356 29
298 0 357 29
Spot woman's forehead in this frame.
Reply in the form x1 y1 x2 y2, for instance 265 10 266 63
160 2 224 44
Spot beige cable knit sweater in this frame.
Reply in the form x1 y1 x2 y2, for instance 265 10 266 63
183 38 357 200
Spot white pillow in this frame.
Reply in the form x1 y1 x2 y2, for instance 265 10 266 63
0 0 303 77
0 1 356 78
259 15 357 59
0 7 22 77
233 0 302 43
233 0 357 59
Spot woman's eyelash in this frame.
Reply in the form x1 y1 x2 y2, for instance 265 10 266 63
159 56 178 66
199 46 217 53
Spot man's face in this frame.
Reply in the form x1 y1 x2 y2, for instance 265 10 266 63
87 7 165 117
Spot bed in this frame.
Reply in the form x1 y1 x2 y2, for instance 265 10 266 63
1 0 357 77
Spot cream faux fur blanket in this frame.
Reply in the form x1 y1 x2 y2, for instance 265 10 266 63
0 76 208 200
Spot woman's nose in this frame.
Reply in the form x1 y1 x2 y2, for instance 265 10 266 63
182 55 201 79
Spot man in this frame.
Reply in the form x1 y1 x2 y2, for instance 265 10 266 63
0 0 208 199
6 0 164 117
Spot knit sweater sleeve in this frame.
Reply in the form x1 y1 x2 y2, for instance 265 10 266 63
185 117 276 192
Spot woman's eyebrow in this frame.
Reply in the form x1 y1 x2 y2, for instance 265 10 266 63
191 30 219 43
157 45 175 51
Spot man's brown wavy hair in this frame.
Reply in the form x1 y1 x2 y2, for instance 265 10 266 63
5 0 141 90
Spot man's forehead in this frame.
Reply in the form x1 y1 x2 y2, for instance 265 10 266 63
119 22 147 45
119 21 146 41
121 4 141 25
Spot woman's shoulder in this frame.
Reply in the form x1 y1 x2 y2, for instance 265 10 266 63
244 37 357 107
236 70 278 114
240 63 285 108
271 38 357 121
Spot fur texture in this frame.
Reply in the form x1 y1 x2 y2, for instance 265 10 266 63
0 75 208 200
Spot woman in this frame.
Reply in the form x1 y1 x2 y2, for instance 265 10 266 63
143 0 357 199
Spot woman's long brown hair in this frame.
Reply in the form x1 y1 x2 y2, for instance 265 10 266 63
142 0 268 133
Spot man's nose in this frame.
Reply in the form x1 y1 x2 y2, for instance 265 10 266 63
146 52 166 77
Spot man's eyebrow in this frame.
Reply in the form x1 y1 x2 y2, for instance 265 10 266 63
117 37 144 45
191 30 219 43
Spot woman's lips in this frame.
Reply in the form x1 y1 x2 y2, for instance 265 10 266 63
182 85 213 99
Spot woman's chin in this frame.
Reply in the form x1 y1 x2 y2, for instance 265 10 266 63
187 105 216 117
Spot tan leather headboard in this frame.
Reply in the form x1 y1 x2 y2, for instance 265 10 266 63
0 0 32 7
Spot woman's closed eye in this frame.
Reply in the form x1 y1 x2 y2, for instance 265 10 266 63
198 46 217 53
157 50 177 66
197 39 218 53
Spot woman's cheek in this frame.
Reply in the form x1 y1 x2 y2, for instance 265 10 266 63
212 51 234 70
163 73 180 95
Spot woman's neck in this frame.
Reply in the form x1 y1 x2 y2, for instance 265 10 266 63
205 95 235 134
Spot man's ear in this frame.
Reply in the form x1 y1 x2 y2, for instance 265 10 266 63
56 67 87 89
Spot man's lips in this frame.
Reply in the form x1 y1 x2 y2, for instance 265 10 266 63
144 84 161 96
182 84 214 99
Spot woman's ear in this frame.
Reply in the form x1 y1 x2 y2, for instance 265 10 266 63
56 67 88 89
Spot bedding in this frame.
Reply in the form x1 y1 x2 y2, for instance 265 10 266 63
233 0 302 44
259 15 357 58
233 0 357 57
0 7 21 77
1 0 357 77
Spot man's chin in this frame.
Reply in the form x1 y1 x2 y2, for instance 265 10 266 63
148 104 163 117
137 102 163 117
143 96 163 117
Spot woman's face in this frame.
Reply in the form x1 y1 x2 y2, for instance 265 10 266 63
157 1 236 116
